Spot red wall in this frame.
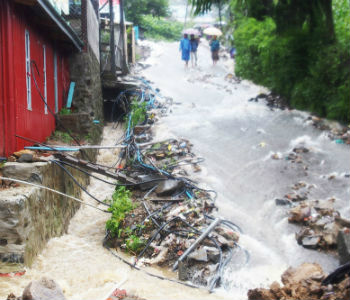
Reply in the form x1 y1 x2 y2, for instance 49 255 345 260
0 2 71 156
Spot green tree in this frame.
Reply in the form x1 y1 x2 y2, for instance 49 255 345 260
125 0 170 24
191 0 349 122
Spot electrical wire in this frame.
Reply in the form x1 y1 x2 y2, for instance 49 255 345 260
0 176 109 213
51 160 110 207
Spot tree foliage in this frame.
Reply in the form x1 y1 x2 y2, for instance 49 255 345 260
125 0 170 24
190 0 229 14
140 15 183 41
190 0 350 122
231 0 350 122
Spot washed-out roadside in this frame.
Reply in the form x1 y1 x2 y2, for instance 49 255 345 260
1 41 349 300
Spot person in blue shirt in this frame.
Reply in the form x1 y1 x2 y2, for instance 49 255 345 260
209 35 220 66
190 34 199 67
179 34 191 68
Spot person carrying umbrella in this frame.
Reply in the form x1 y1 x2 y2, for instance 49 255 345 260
203 27 222 66
179 34 191 68
190 34 199 67
210 35 220 66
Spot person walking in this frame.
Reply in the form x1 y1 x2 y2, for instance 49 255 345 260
190 34 199 67
209 35 220 66
179 34 191 68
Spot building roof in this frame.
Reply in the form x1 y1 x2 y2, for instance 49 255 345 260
14 0 84 52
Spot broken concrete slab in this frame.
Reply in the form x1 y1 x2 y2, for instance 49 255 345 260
155 179 184 196
188 247 208 262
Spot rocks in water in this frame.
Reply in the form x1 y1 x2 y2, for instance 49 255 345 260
281 263 324 286
215 226 240 242
290 199 344 250
337 229 350 264
247 263 350 300
248 92 288 110
300 234 321 249
288 203 311 223
22 277 66 300
293 147 309 154
306 115 350 144
275 198 292 206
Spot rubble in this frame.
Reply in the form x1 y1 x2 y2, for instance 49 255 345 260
306 116 350 144
248 92 289 110
285 197 350 251
100 78 246 291
248 263 350 300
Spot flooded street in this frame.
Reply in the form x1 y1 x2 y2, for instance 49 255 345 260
142 41 350 296
1 41 349 300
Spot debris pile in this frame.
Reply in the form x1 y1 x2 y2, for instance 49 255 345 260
101 79 247 291
224 73 241 84
289 198 350 250
248 263 350 300
306 116 350 145
274 177 350 251
248 93 289 110
103 137 244 290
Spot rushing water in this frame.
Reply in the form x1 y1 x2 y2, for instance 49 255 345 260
1 41 349 299
141 41 350 297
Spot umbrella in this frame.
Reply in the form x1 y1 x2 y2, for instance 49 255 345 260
203 27 222 36
182 28 200 36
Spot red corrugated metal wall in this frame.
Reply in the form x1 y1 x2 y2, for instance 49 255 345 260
0 9 4 157
0 1 16 157
0 2 70 156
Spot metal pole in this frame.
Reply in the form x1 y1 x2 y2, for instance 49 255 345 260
109 0 116 74
119 0 128 74
173 218 221 270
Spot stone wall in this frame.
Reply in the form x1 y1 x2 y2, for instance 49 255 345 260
0 161 89 267
69 45 104 129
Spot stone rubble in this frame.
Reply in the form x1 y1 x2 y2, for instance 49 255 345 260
248 263 350 300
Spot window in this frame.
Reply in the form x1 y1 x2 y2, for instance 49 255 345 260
43 45 48 114
25 29 31 110
54 50 58 113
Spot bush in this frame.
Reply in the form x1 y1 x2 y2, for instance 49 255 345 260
106 186 135 237
140 15 182 41
233 0 350 123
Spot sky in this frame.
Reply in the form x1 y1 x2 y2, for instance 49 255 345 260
169 0 216 24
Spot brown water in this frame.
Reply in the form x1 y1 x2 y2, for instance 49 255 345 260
0 125 230 300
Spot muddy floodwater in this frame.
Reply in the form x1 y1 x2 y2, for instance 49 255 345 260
1 41 349 299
